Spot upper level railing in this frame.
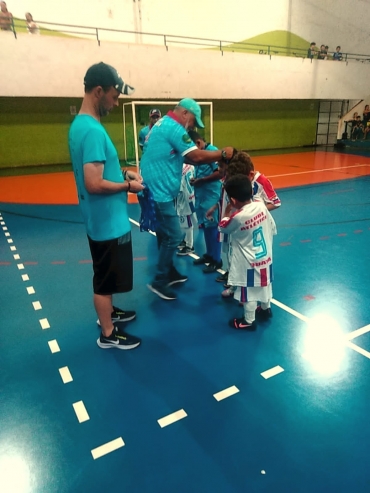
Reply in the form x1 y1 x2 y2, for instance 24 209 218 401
8 18 370 63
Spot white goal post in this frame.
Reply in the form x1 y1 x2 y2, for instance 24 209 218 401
122 101 214 167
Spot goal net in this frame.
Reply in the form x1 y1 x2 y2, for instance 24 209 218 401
122 101 214 167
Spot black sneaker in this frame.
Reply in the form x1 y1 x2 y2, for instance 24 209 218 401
216 271 229 283
255 306 273 321
228 317 257 331
193 254 212 265
167 267 188 286
177 239 186 249
97 306 136 326
147 283 177 300
97 326 141 350
203 260 222 274
176 246 195 256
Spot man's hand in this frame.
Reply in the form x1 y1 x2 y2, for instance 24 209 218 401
125 169 143 182
127 180 145 193
205 204 217 220
221 147 236 162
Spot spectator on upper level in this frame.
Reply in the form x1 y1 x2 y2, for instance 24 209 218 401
307 42 317 59
0 1 13 31
362 104 370 126
351 116 364 141
25 13 40 34
317 44 327 60
333 46 343 61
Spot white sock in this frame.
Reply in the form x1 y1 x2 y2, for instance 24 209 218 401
261 301 270 310
243 301 257 323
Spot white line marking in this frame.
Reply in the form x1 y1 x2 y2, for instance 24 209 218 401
346 341 370 360
1 221 5 225
21 274 29 281
346 324 370 341
261 365 285 379
73 401 90 423
7 239 13 243
13 254 20 260
2 226 7 230
26 286 35 295
158 409 187 428
48 339 60 353
32 301 42 310
269 164 370 179
91 437 125 460
10 246 16 251
271 298 309 322
213 385 240 401
129 218 156 236
59 366 73 383
5 232 10 237
39 318 50 329
17 263 24 270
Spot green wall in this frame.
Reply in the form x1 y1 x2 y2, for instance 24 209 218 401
0 97 319 172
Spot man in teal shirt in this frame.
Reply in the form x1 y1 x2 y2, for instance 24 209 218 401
69 62 144 350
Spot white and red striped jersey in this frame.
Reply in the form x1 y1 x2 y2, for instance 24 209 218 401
176 163 195 217
252 172 281 208
219 201 277 287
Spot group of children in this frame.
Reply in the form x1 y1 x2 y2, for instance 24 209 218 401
175 136 281 331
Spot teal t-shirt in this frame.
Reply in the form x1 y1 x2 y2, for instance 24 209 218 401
68 114 130 241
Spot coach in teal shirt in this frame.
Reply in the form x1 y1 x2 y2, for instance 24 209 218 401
140 98 234 301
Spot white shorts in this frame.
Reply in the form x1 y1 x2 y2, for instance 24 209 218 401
233 284 272 303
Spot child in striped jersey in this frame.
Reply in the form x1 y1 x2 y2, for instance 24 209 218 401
176 163 196 255
219 174 277 330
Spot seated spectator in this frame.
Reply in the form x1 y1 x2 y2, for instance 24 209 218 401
25 13 39 34
351 116 364 141
317 44 327 60
363 104 370 126
0 1 13 31
333 46 343 61
307 42 317 59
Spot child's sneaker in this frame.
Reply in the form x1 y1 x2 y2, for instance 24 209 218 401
97 306 136 326
228 317 257 331
177 239 186 249
255 306 273 321
216 271 229 283
97 326 141 350
221 288 234 298
176 246 195 256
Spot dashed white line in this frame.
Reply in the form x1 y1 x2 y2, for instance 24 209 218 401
59 366 73 384
5 232 10 237
2 226 8 230
10 246 16 251
40 318 50 329
13 254 20 260
7 239 13 243
17 263 24 270
91 437 125 460
21 274 29 281
261 366 284 379
213 385 239 401
27 286 35 295
32 301 42 310
48 339 60 353
73 401 90 423
1 221 5 225
157 409 187 428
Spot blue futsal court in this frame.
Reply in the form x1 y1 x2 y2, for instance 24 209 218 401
1 159 370 492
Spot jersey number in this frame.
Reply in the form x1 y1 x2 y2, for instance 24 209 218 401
253 227 267 259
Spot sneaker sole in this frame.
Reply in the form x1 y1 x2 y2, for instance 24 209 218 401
147 284 177 300
167 277 188 286
96 314 136 327
176 251 194 256
97 339 141 350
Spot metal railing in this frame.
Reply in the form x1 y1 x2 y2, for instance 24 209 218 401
9 18 370 63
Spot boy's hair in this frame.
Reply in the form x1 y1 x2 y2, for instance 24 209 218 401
227 151 254 178
224 174 253 203
187 129 204 143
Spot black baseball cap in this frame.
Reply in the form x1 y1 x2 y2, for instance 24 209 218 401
84 62 135 95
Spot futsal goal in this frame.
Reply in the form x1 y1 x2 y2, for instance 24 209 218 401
122 101 214 167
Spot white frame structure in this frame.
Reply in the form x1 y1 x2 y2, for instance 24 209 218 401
123 101 214 166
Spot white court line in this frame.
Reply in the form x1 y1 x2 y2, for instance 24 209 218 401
7 239 13 243
91 437 125 460
48 339 60 353
346 341 370 360
269 164 370 179
13 254 20 260
1 221 5 225
345 324 370 341
2 226 7 230
10 246 16 251
17 263 24 270
73 401 90 423
59 366 73 383
26 286 35 295
32 301 42 310
213 385 239 401
261 366 285 380
270 298 309 323
39 318 50 329
21 274 29 281
158 409 187 428
5 232 10 237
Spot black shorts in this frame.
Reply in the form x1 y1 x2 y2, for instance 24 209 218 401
88 232 133 295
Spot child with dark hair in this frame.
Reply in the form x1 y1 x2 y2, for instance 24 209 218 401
219 175 277 330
